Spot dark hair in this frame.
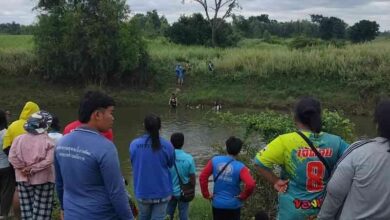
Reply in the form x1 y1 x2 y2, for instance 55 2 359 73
255 211 269 220
294 97 322 133
50 116 61 132
0 110 8 130
78 91 115 123
144 114 161 151
374 99 390 152
171 133 184 149
226 136 243 156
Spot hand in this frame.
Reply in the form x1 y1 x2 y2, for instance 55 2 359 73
207 194 213 201
274 179 289 193
60 210 64 220
235 195 244 201
21 167 32 176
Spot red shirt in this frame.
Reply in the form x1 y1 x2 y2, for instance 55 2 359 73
63 120 114 141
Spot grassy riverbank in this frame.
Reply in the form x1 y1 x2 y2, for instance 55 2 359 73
1 35 390 114
51 196 213 220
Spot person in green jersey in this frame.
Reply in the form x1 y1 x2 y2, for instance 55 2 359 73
254 97 349 220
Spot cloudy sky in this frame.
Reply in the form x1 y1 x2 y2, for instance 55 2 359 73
1 0 389 31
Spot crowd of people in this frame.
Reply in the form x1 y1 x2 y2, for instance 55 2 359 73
0 91 390 220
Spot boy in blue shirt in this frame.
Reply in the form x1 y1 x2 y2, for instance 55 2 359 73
166 133 196 220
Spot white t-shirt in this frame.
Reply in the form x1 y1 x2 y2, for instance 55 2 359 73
48 132 63 145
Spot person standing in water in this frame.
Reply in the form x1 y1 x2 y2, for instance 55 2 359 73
169 93 178 108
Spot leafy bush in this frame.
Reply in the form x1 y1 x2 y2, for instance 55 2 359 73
213 110 355 218
34 0 147 85
289 36 324 49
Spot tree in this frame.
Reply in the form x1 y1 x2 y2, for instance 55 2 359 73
34 0 147 85
348 20 379 43
182 0 240 47
130 10 169 37
167 13 211 45
167 13 239 46
311 14 347 40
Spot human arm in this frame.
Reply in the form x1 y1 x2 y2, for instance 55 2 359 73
256 165 288 193
166 143 175 168
54 151 64 210
189 157 196 186
29 142 55 174
254 136 288 192
100 146 133 220
318 155 354 220
8 137 25 169
237 167 256 200
199 160 213 200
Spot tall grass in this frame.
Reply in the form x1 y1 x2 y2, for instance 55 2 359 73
0 35 389 111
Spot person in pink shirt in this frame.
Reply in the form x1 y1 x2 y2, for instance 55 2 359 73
8 111 55 220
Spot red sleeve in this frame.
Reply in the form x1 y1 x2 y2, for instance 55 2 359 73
199 160 213 199
238 167 256 200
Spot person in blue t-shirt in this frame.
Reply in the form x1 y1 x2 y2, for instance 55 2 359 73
166 133 196 220
200 137 256 220
129 114 175 220
54 91 133 220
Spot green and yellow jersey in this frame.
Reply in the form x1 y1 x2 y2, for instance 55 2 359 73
255 131 348 220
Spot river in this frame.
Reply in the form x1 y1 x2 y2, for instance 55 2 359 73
9 104 376 179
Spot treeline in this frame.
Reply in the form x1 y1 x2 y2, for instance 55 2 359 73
0 22 35 35
129 11 381 47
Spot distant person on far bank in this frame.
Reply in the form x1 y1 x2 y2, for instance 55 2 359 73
200 136 256 220
208 61 214 72
169 93 178 109
55 91 133 219
166 132 196 220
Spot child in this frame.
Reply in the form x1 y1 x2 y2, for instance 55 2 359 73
166 133 196 220
199 137 256 220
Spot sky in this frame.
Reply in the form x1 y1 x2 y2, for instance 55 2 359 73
0 0 389 31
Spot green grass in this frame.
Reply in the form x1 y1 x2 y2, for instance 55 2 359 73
0 35 389 114
50 190 213 220
0 35 34 51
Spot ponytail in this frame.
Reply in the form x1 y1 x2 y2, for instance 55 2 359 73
374 99 390 152
144 114 161 151
294 97 322 134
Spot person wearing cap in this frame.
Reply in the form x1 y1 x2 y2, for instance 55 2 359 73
8 111 55 220
2 101 39 220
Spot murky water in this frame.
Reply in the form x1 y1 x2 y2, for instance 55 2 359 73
9 104 377 177
45 105 245 176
